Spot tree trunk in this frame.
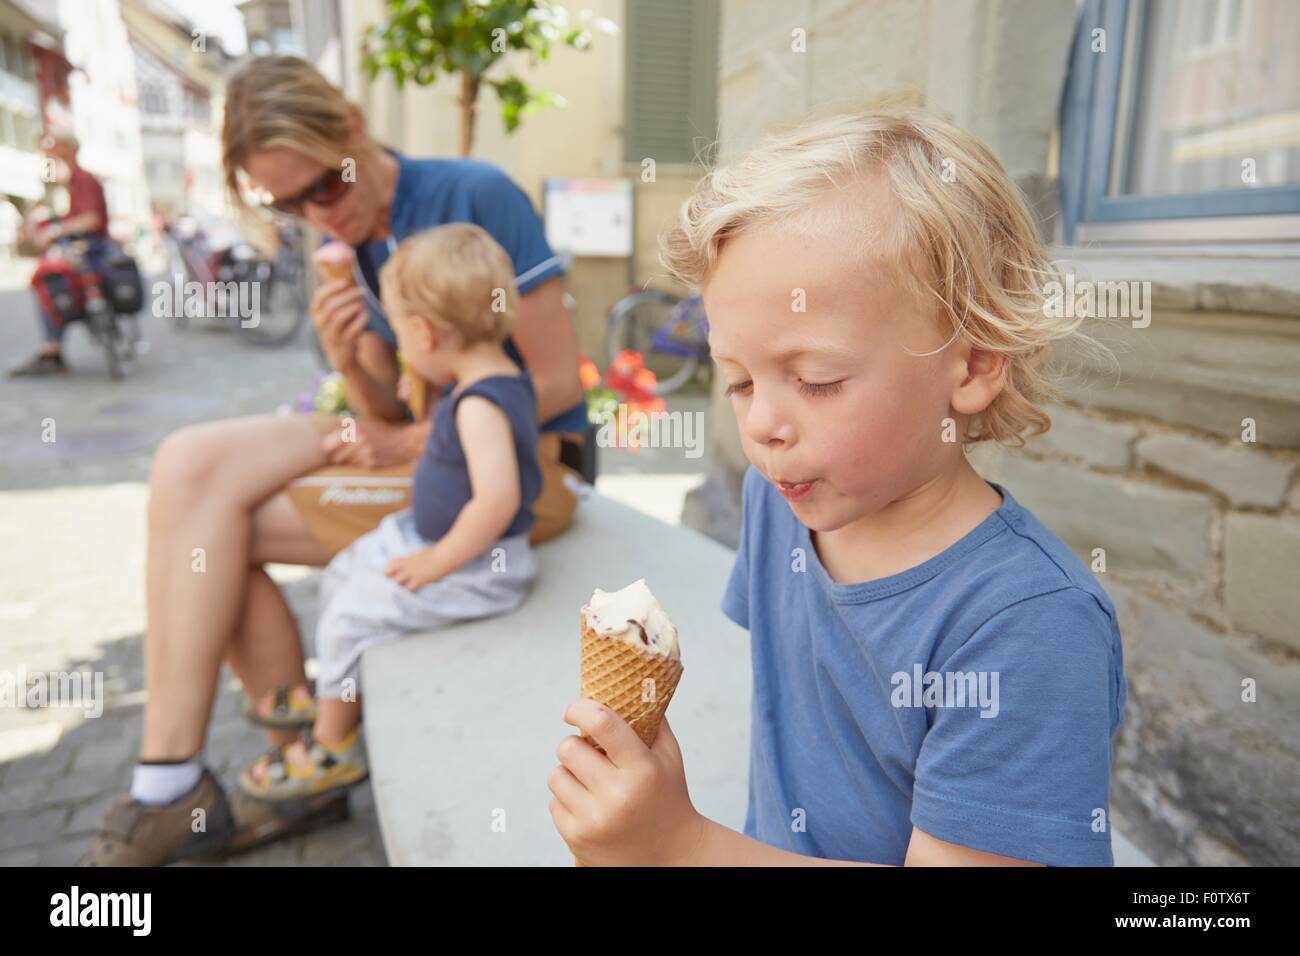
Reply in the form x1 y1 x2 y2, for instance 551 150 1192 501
459 70 480 157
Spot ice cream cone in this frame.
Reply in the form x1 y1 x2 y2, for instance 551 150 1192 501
579 613 683 751
404 369 432 422
316 261 354 286
311 242 355 287
574 581 683 866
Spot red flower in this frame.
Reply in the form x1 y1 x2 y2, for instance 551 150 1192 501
578 355 601 390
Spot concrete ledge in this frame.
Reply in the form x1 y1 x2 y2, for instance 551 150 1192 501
361 493 752 866
1053 250 1300 318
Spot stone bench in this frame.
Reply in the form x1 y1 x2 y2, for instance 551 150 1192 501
361 492 753 865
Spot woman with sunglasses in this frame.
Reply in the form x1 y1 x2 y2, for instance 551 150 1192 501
81 56 588 865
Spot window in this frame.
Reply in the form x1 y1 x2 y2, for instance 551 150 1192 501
141 84 168 115
1060 0 1300 240
623 0 719 166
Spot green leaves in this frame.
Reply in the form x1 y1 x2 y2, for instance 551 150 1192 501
359 0 612 153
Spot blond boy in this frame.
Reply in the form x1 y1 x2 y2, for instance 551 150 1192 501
550 108 1126 866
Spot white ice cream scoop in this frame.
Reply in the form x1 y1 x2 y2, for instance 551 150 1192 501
581 578 680 659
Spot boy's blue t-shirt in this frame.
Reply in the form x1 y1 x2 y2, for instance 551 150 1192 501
721 466 1127 866
348 152 586 434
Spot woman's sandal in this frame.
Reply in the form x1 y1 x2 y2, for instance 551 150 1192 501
238 731 368 803
243 681 317 729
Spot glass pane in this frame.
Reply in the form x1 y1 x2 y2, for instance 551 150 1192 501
1113 0 1300 197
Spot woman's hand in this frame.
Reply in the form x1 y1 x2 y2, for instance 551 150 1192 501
549 701 708 866
321 418 422 468
311 279 368 373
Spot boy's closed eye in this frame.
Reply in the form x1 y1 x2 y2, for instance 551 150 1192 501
723 379 845 398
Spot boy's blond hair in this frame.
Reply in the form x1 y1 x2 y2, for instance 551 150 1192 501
661 106 1088 447
380 222 519 344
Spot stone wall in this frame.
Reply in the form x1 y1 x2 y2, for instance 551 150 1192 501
972 275 1300 865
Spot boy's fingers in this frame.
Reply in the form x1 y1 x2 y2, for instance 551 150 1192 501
547 763 592 814
563 698 642 767
555 731 610 788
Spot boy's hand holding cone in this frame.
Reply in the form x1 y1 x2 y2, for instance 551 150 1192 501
550 579 709 866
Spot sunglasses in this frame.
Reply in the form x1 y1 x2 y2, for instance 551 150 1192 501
265 168 351 216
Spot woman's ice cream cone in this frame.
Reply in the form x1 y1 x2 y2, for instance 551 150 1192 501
312 241 355 286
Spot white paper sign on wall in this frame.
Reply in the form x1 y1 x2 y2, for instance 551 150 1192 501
543 177 633 258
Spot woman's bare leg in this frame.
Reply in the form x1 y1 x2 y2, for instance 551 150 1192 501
225 493 333 749
141 415 328 761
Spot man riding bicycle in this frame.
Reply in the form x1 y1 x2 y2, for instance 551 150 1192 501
10 131 111 377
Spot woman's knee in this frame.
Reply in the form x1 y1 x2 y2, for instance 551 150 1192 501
151 416 319 520
149 423 226 515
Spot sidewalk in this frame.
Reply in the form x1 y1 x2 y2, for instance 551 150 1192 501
0 295 385 865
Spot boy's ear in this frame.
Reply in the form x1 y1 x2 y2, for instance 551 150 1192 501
417 318 438 352
950 346 1007 417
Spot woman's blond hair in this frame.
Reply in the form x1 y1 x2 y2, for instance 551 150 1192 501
661 105 1100 447
380 223 520 345
221 55 359 207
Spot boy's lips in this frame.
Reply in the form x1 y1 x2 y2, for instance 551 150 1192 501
773 477 818 501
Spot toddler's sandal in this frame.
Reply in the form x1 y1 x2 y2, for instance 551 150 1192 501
238 732 368 803
243 681 317 729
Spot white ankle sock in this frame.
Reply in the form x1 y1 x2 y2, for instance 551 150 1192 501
131 758 204 806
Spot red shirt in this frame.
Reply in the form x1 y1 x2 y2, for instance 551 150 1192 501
67 166 109 237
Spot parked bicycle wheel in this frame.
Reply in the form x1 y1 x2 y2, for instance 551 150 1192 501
88 303 128 380
606 289 708 395
235 248 309 347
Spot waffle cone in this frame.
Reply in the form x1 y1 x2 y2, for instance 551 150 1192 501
575 611 682 867
315 261 354 286
403 370 432 421
579 612 682 750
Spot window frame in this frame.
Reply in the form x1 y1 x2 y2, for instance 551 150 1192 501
1060 0 1300 243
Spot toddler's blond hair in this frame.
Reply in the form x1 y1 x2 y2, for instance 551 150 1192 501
380 222 519 345
661 105 1091 446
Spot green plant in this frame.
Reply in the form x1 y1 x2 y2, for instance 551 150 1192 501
361 0 615 156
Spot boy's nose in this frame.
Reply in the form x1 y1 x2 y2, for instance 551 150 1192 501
743 395 794 448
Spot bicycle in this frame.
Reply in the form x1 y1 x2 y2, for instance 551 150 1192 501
161 215 309 347
235 218 310 347
30 237 144 380
605 288 710 395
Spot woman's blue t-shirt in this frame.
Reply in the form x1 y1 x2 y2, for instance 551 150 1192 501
348 152 586 434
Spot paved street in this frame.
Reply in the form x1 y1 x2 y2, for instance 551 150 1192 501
0 276 387 865
0 273 710 866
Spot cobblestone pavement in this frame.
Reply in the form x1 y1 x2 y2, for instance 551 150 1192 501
0 280 386 866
